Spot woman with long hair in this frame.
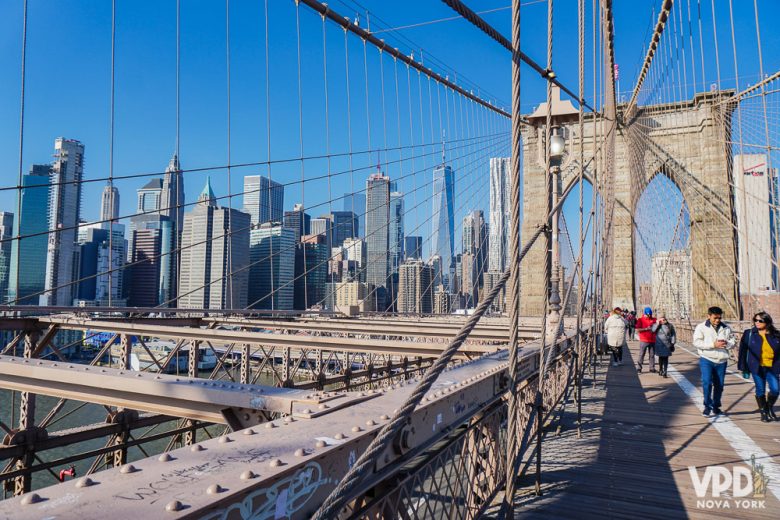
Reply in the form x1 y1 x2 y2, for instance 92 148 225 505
738 311 780 422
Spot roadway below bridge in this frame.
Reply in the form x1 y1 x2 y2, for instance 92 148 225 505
488 341 780 519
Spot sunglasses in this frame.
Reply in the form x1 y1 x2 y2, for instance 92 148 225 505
754 319 766 324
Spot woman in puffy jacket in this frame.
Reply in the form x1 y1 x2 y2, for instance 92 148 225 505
604 307 628 367
652 313 676 378
738 311 780 422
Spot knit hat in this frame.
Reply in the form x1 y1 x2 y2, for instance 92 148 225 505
644 307 652 315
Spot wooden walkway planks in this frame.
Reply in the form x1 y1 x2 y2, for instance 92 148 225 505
487 341 780 519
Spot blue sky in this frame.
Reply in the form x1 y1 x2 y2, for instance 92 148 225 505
1 0 777 267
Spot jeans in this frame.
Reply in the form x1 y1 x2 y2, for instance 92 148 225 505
611 344 623 363
751 367 780 397
700 357 727 409
638 342 655 370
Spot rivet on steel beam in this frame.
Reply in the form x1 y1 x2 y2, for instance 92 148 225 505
352 426 362 432
219 436 232 443
158 453 174 462
265 422 276 429
21 493 42 505
120 464 137 474
240 470 257 480
136 373 143 377
334 433 346 440
294 448 307 457
76 477 94 488
284 417 295 423
381 414 391 420
422 397 429 402
191 444 205 452
243 429 255 435
302 408 312 414
318 404 329 410
269 459 283 468
207 484 224 494
156 376 162 380
165 500 183 512
366 419 377 426
315 439 327 448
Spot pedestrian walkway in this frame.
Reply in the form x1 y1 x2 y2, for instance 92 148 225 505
488 341 780 519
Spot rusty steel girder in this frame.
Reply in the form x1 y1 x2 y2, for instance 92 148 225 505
0 330 582 519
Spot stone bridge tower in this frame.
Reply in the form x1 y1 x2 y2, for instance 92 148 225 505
520 88 739 319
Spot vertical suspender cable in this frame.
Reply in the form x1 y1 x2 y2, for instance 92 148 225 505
321 14 334 312
225 0 234 307
108 0 116 307
10 0 29 431
295 1 308 310
264 0 275 311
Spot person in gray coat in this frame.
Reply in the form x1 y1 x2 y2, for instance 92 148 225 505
652 312 676 377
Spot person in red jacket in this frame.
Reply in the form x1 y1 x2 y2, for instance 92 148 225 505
636 307 658 373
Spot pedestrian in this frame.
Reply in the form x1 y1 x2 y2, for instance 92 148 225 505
693 306 736 417
604 307 628 367
652 313 676 377
627 311 637 338
738 311 780 422
635 307 657 373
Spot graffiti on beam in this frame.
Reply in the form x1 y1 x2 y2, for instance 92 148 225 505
203 462 331 520
113 448 273 503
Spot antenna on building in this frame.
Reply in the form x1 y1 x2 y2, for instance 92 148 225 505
441 130 446 166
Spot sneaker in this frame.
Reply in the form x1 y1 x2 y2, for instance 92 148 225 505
713 408 725 416
702 407 712 417
637 366 643 373
650 369 657 373
618 361 623 366
612 361 618 367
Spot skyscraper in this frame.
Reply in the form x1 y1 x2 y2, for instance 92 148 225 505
100 184 120 222
129 218 169 307
75 223 126 305
283 203 311 243
343 192 366 237
294 234 329 310
488 157 511 273
42 138 85 306
398 259 433 314
462 209 488 289
137 178 163 213
651 250 692 319
326 211 359 247
0 212 14 302
8 165 50 305
734 154 778 293
389 191 404 273
244 175 284 225
160 153 185 240
405 236 422 260
179 179 251 309
431 164 455 288
248 222 295 310
365 172 391 308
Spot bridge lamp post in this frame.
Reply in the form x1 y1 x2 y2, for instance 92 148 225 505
547 125 566 335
